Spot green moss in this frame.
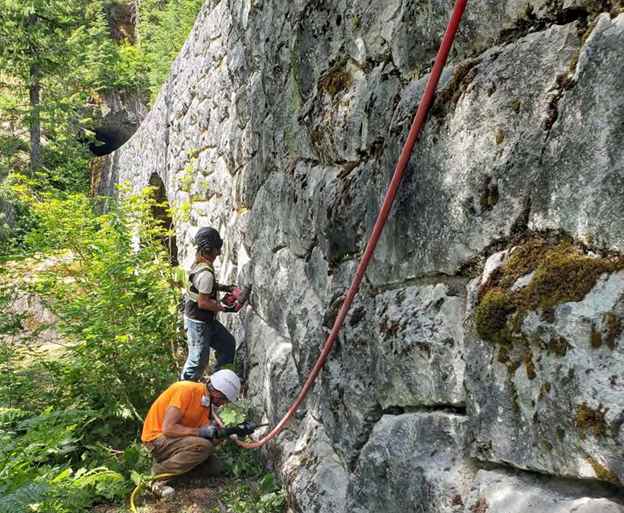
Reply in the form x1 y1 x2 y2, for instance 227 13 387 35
605 312 622 349
529 247 617 310
542 440 553 451
556 426 565 440
497 345 510 364
575 403 609 437
499 240 549 288
509 381 521 415
524 353 536 380
569 52 580 73
590 323 602 348
548 336 568 357
587 456 620 485
475 287 516 343
475 239 622 344
318 66 352 98
580 22 597 46
495 129 505 145
431 59 482 126
510 99 521 113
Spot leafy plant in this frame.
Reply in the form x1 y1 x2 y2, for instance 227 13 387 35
13 184 180 420
0 408 129 513
218 477 286 513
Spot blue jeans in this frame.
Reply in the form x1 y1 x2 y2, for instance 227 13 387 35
180 319 236 381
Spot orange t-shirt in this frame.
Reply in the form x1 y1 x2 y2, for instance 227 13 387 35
141 381 210 442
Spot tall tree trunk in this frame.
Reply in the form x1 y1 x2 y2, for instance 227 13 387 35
28 13 42 174
133 0 141 45
29 62 42 174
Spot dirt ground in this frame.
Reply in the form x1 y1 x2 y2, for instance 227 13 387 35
94 474 244 513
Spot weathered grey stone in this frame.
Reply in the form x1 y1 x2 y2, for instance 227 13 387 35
243 311 299 425
466 248 624 484
463 469 624 513
368 22 581 283
531 14 624 253
319 283 466 469
280 415 348 513
347 412 474 513
373 284 466 408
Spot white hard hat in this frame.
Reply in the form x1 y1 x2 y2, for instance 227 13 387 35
210 369 241 402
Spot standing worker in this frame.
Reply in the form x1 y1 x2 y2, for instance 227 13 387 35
181 227 242 381
141 369 255 498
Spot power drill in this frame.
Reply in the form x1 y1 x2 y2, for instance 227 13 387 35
222 284 252 309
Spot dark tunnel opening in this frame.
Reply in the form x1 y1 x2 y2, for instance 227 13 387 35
89 126 133 156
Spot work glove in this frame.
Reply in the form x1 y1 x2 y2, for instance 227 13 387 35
198 421 258 439
198 424 227 439
222 301 243 313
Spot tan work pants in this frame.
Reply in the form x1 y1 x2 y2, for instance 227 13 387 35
145 436 222 478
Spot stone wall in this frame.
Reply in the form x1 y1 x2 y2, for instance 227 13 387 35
95 1 624 511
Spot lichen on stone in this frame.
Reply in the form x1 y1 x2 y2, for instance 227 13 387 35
431 58 482 127
590 323 602 348
605 312 622 349
586 455 620 485
318 64 352 98
574 402 608 437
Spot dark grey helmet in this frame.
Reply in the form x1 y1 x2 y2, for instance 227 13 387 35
194 227 223 252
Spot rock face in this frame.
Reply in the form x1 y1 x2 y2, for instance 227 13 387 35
88 89 149 156
95 0 624 511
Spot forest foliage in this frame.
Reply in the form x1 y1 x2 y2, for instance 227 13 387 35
0 0 205 250
0 2 287 512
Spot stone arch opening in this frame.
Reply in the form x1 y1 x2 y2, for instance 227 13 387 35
89 126 133 156
148 173 179 266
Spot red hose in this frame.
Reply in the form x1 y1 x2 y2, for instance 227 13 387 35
214 0 469 448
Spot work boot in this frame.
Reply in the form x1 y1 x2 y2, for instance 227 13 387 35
148 479 176 498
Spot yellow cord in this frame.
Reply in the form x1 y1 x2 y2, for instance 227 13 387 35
130 471 188 512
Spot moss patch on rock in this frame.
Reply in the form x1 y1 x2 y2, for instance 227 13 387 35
431 58 482 127
475 237 623 344
605 312 623 349
318 65 352 98
586 455 620 485
575 402 608 437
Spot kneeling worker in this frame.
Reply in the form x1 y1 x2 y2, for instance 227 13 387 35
141 369 254 497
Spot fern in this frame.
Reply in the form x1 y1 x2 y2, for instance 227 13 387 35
0 409 128 513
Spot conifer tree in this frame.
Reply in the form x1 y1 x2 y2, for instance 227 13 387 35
0 0 85 173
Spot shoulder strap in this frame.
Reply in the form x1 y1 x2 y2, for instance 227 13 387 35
186 263 216 302
188 262 215 278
